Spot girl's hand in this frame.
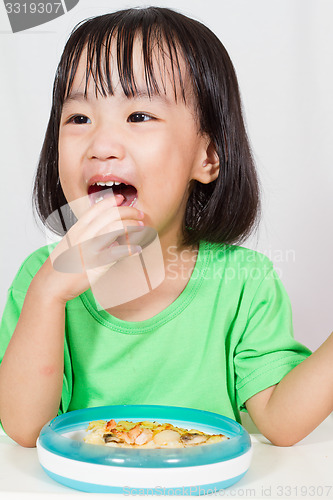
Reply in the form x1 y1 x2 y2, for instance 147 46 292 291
33 194 145 304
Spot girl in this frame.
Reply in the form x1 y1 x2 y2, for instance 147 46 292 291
0 7 331 448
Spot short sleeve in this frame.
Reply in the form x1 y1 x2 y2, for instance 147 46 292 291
0 248 50 365
234 266 312 411
0 288 25 364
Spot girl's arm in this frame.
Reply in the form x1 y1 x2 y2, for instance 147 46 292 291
0 264 66 447
0 196 144 447
246 332 333 446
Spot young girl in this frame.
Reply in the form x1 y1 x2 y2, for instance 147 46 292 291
0 6 331 448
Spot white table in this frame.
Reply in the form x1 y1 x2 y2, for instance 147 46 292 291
0 414 332 500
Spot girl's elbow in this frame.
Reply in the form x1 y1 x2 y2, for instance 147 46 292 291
1 419 39 448
7 429 38 448
262 428 303 447
15 434 38 448
267 435 297 447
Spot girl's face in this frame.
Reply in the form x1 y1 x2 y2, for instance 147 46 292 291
58 40 218 246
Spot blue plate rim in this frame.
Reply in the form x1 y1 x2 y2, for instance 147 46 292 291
38 404 251 468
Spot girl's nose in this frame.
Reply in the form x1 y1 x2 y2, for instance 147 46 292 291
87 127 126 161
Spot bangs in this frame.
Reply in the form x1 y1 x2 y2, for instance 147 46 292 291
59 10 188 104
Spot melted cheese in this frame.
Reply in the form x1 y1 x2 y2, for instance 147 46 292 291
84 419 228 448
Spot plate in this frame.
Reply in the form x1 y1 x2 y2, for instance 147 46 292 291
37 405 252 495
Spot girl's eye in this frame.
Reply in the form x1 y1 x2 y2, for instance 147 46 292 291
128 113 153 123
68 115 91 125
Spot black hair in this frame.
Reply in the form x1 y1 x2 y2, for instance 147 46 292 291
33 6 260 247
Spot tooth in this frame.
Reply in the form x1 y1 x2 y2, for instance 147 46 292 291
95 181 122 187
129 197 137 207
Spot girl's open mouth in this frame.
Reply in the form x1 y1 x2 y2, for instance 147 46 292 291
88 183 138 207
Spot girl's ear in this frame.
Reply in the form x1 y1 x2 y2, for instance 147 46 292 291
192 139 220 184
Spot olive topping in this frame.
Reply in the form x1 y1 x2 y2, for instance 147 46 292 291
103 433 124 444
180 432 208 445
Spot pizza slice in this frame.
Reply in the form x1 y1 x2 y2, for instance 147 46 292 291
84 419 228 448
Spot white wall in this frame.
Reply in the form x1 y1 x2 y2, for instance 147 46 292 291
0 0 332 351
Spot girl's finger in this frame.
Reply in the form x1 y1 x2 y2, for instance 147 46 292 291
83 194 143 225
53 236 143 273
84 224 146 253
65 200 144 246
73 219 145 249
87 243 143 270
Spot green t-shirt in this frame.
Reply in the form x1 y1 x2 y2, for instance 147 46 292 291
0 240 311 426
